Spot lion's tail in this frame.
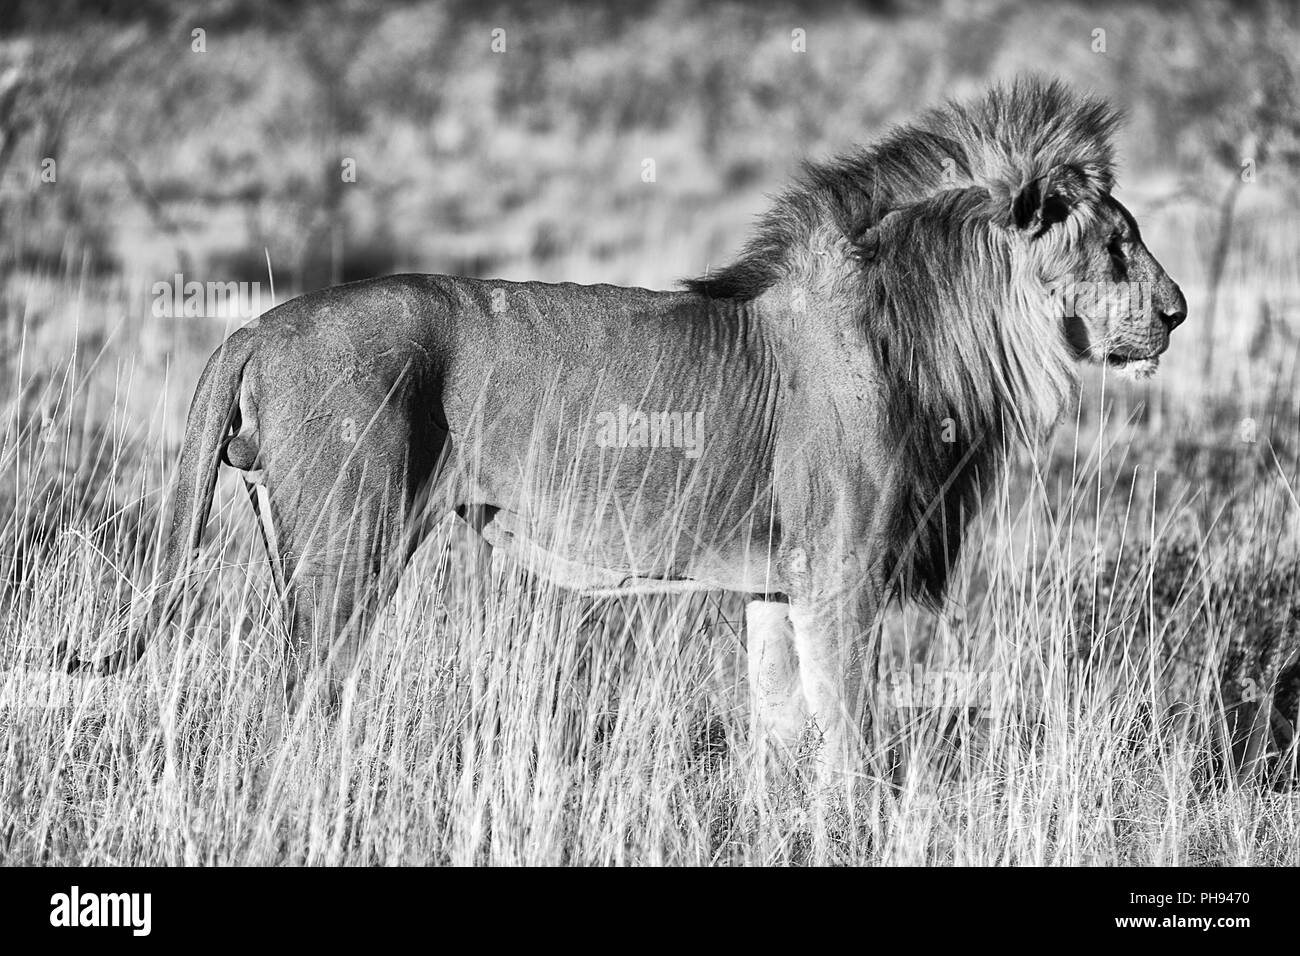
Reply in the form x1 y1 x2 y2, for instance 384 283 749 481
84 327 256 674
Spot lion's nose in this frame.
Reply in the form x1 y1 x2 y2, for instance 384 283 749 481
1160 284 1188 332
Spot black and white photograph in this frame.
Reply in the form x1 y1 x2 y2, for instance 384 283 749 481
0 0 1296 902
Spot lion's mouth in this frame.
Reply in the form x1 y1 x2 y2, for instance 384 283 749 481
1104 352 1160 379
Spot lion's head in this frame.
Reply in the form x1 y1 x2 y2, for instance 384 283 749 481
940 78 1187 382
1001 169 1187 381
687 76 1187 386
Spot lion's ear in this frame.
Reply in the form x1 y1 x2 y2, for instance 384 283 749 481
1010 165 1086 235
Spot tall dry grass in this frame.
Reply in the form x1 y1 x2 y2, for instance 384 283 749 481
1 263 1298 866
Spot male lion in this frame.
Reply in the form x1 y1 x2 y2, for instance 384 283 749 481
63 77 1184 780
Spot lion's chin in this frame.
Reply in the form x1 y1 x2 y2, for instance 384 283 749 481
1104 354 1160 380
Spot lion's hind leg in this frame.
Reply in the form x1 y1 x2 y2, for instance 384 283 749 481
243 396 446 726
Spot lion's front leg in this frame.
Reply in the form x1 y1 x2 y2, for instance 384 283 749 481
783 552 880 786
788 606 865 783
745 598 806 768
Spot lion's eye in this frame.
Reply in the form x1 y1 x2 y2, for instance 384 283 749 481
1107 235 1127 261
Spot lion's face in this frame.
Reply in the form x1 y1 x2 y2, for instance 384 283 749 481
1057 195 1186 378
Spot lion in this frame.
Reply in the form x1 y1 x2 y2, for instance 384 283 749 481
59 77 1185 780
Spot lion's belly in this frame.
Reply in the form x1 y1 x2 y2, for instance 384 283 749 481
478 509 784 595
436 283 784 595
451 400 783 595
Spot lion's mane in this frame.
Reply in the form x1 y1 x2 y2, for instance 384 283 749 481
685 76 1123 605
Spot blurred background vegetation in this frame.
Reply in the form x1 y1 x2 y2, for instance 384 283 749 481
1 1 1296 297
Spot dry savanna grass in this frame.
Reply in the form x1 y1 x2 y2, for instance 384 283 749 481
1 264 1298 867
